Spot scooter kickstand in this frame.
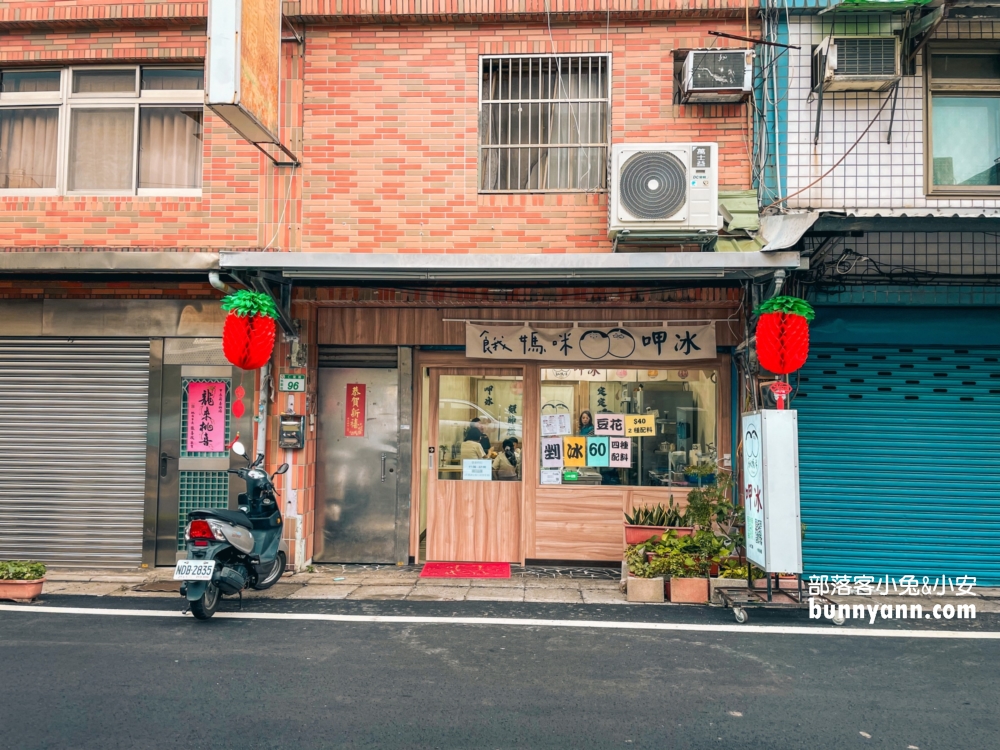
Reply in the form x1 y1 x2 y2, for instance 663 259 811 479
238 590 242 610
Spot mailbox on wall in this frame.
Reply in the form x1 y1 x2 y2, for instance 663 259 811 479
279 414 305 450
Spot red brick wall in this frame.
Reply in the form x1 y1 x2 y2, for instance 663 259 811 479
302 21 755 254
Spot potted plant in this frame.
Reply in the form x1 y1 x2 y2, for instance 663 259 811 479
624 544 670 603
0 561 46 601
684 460 717 486
624 498 693 545
641 530 729 604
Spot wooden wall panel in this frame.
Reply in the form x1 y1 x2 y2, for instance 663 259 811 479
534 487 625 561
319 305 742 348
426 480 521 562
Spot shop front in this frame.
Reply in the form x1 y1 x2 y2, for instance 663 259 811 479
309 294 741 566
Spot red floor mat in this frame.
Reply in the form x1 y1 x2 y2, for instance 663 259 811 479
420 562 511 579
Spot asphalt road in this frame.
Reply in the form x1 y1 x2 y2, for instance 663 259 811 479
2 597 998 750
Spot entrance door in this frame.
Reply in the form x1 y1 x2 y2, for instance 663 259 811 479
426 368 522 562
315 367 399 563
152 364 252 566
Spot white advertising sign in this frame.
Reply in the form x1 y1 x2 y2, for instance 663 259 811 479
593 413 625 436
540 413 571 437
467 322 716 362
742 412 765 569
609 437 631 468
462 459 492 481
540 469 563 485
541 437 564 468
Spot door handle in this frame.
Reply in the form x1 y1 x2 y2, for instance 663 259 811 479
159 452 176 478
381 453 386 483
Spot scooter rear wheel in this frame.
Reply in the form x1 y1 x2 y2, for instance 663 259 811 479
190 582 220 620
252 551 286 591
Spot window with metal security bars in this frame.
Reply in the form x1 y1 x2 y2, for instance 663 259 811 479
180 378 231 458
835 37 897 77
479 55 610 192
177 471 229 550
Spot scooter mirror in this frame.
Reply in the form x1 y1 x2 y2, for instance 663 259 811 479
274 463 289 475
231 441 247 458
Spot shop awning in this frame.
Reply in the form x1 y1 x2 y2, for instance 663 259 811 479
818 0 934 14
219 251 804 282
0 251 220 273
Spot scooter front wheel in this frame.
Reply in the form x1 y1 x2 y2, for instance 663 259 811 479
252 551 286 591
190 582 220 620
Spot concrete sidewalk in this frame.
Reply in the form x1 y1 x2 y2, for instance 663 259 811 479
34 566 1000 612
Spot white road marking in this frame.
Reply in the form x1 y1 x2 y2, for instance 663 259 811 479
1 603 999 639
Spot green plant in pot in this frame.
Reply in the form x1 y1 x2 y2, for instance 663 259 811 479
684 470 744 553
646 530 732 604
684 460 717 486
623 497 688 544
0 560 46 602
625 544 672 603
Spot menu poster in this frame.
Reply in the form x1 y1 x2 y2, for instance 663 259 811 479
541 437 564 468
563 436 587 467
624 413 656 437
541 413 572 437
462 459 493 481
586 436 610 468
609 437 631 468
594 413 625 436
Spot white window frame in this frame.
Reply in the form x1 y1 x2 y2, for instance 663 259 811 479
477 53 612 194
0 65 204 197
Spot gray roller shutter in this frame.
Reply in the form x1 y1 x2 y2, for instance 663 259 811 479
0 339 150 567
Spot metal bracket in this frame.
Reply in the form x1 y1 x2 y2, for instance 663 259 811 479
248 139 301 168
231 270 298 341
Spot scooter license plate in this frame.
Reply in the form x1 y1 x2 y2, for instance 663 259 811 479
173 560 216 581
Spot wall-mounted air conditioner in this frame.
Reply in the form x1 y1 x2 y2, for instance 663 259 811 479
681 50 753 103
608 143 719 238
812 36 901 93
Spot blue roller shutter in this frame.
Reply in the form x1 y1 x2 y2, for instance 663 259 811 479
795 345 1000 587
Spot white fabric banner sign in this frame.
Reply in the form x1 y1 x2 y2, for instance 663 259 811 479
467 323 716 362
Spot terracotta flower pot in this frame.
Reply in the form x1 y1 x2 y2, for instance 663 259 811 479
0 577 45 602
624 524 666 545
669 577 709 604
627 576 665 603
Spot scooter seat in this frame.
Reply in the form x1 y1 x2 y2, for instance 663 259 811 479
189 508 253 530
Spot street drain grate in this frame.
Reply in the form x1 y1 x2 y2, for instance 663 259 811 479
133 581 183 592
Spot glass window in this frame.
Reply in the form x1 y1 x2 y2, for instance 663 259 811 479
930 53 1000 80
141 68 205 91
0 108 58 189
437 375 523 481
68 108 135 191
72 69 137 95
931 96 1000 187
139 107 203 189
479 55 609 192
1 70 60 94
540 368 718 487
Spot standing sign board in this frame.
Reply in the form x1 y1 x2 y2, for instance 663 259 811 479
741 410 802 574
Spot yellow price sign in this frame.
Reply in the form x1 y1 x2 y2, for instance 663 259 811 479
563 436 587 467
624 414 656 437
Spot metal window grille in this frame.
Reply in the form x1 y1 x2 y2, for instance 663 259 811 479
479 55 610 192
177 471 229 550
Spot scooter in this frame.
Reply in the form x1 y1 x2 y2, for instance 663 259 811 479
174 441 289 620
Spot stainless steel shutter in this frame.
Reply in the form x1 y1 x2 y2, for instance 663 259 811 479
0 339 150 567
796 345 1000 586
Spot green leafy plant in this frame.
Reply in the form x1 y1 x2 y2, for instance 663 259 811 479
684 460 717 478
638 530 732 579
624 498 686 528
220 290 279 319
717 559 764 580
684 470 745 553
625 545 672 578
0 561 46 581
754 295 816 321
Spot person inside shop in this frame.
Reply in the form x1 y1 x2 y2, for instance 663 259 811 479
470 417 493 454
578 410 594 436
492 437 520 481
460 423 487 461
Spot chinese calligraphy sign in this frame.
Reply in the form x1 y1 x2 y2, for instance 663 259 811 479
187 381 226 453
345 383 366 437
466 323 716 362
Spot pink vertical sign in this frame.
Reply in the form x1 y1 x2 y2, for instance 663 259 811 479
187 381 226 452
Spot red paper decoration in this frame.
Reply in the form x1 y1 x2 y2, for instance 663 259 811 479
232 399 245 418
756 311 810 375
222 313 276 371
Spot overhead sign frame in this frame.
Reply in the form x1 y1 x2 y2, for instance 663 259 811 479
206 0 300 166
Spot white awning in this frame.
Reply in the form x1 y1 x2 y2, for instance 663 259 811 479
219 251 804 281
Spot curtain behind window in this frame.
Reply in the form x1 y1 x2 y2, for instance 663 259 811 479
0 108 58 189
139 107 203 190
68 108 134 191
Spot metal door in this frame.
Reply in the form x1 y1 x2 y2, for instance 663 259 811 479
315 368 400 563
152 362 252 566
796 345 1000 585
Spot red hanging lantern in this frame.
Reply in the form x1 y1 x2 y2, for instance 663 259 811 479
754 296 815 375
221 290 279 371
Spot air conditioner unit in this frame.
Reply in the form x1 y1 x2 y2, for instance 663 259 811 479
812 36 900 93
608 143 719 238
681 50 753 103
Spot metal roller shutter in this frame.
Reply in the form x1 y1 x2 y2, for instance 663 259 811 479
796 345 1000 586
0 339 150 567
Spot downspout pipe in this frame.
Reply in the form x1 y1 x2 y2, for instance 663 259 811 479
208 271 236 295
